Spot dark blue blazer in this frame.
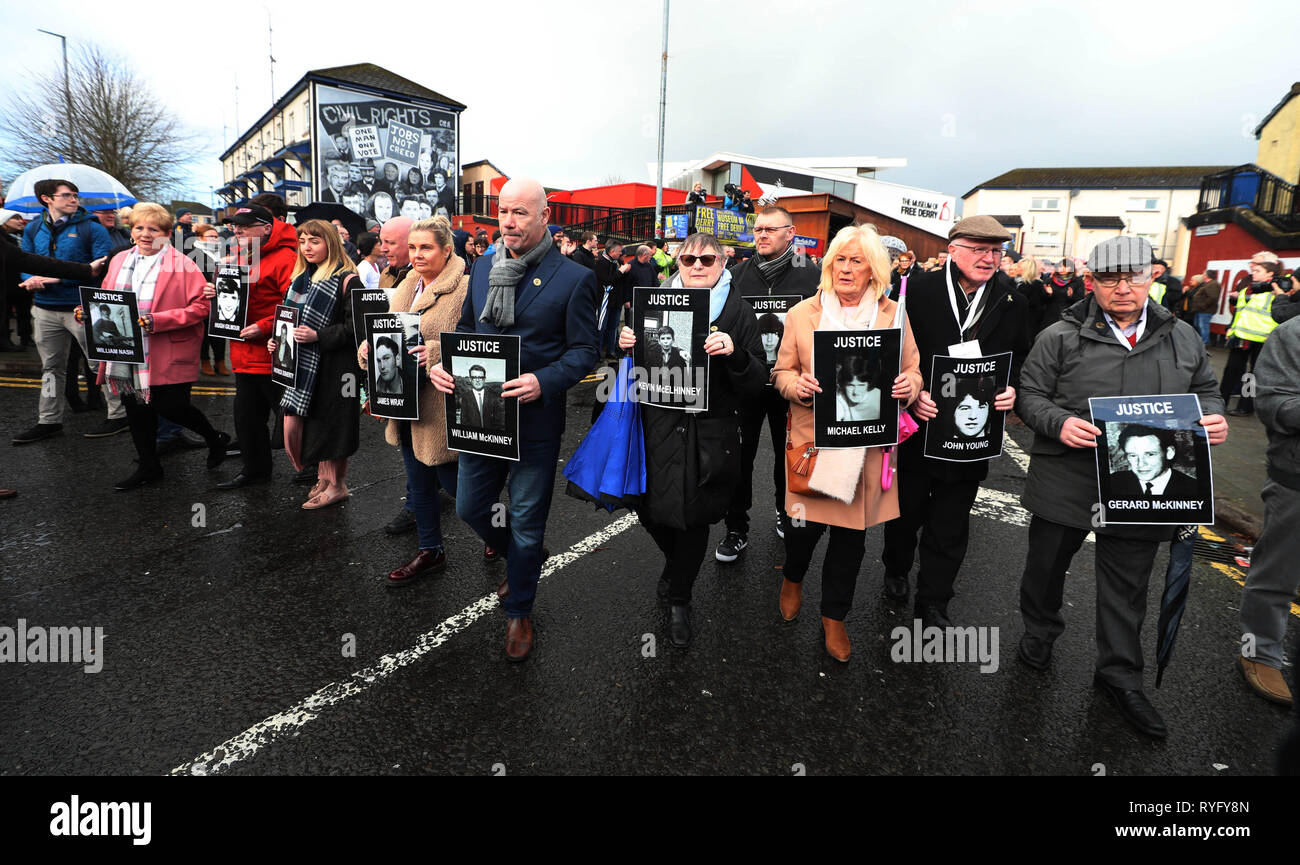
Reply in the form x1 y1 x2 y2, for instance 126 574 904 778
458 245 600 442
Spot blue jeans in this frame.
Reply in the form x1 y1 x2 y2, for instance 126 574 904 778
456 436 562 617
156 417 183 443
398 424 459 552
1194 313 1213 345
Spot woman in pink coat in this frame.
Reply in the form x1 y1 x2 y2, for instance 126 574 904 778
82 202 232 490
772 223 922 662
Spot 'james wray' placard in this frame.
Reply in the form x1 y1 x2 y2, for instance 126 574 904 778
1089 393 1214 526
812 328 902 449
79 286 144 365
365 312 421 420
632 286 710 411
441 332 521 461
923 352 1012 462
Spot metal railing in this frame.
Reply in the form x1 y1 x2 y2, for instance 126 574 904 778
1198 164 1300 229
458 194 700 242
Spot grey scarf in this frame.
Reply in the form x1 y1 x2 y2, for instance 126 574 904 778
754 242 796 288
481 238 552 327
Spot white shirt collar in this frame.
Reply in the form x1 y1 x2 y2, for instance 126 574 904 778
1103 304 1149 350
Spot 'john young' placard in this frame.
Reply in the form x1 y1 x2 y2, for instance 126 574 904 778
1089 393 1214 526
441 332 521 461
812 328 902 449
923 352 1012 462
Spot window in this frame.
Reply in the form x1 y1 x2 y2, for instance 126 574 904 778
1030 197 1060 211
834 180 855 199
1127 197 1159 211
812 177 834 194
1035 231 1061 248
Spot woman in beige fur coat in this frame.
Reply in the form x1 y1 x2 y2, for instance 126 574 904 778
772 224 922 662
358 215 469 585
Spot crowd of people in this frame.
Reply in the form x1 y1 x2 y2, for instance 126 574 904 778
3 176 1298 752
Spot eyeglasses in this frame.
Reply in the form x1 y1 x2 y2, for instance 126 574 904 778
679 254 718 267
951 243 1004 260
1093 272 1152 287
752 225 792 235
52 192 79 200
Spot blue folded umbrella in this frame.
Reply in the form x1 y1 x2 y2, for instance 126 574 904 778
564 356 645 512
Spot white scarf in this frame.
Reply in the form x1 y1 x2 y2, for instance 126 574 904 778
807 287 892 503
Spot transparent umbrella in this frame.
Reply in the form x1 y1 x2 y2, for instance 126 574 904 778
3 163 137 213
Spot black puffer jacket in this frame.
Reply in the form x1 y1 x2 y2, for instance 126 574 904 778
640 285 767 530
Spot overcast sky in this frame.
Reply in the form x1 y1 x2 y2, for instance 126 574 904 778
2 0 1296 207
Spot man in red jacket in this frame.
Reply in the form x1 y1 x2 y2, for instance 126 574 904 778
215 204 298 489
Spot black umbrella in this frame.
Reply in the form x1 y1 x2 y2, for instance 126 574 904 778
1155 525 1197 687
294 203 366 241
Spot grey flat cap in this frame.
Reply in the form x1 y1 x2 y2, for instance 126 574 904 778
1087 236 1152 273
948 215 1012 243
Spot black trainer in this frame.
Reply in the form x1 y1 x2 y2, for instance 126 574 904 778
12 423 63 445
384 508 417 535
715 531 748 563
84 418 129 438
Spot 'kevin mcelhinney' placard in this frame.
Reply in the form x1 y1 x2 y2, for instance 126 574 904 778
350 288 391 351
1089 393 1214 526
744 294 800 376
270 305 299 387
79 286 144 365
441 332 521 461
632 286 710 411
365 312 421 420
207 263 249 339
923 352 1012 462
812 328 902 449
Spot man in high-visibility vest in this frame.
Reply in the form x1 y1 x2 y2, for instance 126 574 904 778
1149 259 1183 313
1221 251 1289 416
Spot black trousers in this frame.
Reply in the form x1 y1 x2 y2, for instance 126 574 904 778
639 517 710 605
65 340 100 403
880 471 981 610
724 385 788 534
5 285 32 342
1018 514 1159 689
1220 339 1264 411
781 520 866 621
234 372 278 478
122 382 220 469
201 333 227 365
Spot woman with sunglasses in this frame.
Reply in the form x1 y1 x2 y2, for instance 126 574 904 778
617 233 768 649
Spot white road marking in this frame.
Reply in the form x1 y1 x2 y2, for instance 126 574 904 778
1002 432 1030 473
171 511 641 776
974 487 1030 527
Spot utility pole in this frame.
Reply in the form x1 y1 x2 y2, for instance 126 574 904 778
37 29 74 160
267 9 276 102
653 0 669 241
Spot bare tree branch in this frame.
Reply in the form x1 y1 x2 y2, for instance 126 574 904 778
0 43 202 201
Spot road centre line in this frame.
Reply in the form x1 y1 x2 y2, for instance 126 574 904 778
170 511 641 776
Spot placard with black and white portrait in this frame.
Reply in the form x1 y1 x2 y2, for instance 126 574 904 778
811 327 901 449
923 352 1012 462
632 286 710 411
441 332 521 461
79 286 144 365
270 305 299 387
1090 393 1214 525
207 264 249 339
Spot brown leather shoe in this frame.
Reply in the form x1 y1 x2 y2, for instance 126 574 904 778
201 360 216 376
1238 656 1293 706
822 616 851 663
387 549 446 585
505 617 533 662
496 576 509 600
779 578 802 621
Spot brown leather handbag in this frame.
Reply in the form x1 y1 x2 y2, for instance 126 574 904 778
785 409 823 497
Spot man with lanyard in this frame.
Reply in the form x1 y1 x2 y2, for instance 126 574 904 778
715 205 819 561
881 216 1030 627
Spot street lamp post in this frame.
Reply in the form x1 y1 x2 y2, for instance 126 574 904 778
653 0 669 241
37 29 74 160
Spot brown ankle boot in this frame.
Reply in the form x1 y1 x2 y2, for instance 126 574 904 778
822 616 850 662
201 360 215 376
779 578 802 621
215 361 231 376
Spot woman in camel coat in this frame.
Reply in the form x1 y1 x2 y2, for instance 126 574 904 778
358 215 468 585
772 223 922 662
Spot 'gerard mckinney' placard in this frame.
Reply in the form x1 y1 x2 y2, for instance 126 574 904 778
632 286 710 411
1089 393 1214 526
441 332 520 461
79 286 144 365
812 328 902 449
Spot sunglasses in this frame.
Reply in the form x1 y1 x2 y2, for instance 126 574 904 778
679 253 718 267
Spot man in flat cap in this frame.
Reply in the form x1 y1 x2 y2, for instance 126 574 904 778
881 215 1031 628
1014 235 1227 738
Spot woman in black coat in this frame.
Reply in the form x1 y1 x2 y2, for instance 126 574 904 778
617 233 767 649
1031 259 1085 335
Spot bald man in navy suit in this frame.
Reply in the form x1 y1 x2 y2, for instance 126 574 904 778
431 177 599 662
